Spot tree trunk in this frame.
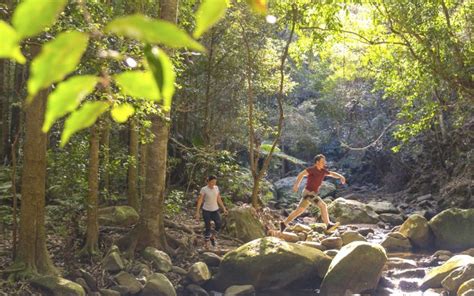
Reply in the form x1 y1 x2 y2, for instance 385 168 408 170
128 118 139 211
203 31 214 145
8 87 57 279
100 118 110 198
243 7 297 208
139 141 147 199
80 124 100 257
120 0 177 254
0 60 5 159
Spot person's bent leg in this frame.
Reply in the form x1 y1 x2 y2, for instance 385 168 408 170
210 210 221 246
317 199 331 225
202 210 212 244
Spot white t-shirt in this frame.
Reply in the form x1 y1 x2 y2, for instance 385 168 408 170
200 185 220 211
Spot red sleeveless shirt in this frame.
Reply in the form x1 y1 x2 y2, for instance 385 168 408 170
305 166 329 192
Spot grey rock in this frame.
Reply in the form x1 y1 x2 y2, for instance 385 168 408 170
113 272 143 294
188 262 211 284
142 247 172 272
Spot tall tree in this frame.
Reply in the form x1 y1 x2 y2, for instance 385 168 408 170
7 45 57 278
120 0 178 253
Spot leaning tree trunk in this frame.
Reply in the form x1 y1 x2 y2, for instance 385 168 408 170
119 0 177 254
127 118 139 211
80 123 100 257
243 7 297 209
8 86 58 279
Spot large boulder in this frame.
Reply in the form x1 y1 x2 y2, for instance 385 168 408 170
142 273 176 296
420 255 474 290
429 208 474 251
223 205 265 243
399 214 434 249
98 206 139 227
442 263 474 293
142 247 172 272
213 237 332 291
328 198 380 224
31 276 85 296
275 177 336 202
320 241 387 295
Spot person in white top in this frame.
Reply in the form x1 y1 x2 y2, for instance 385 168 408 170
195 175 228 249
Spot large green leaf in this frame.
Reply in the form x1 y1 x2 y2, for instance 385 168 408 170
114 70 160 101
0 21 26 64
28 31 89 100
145 46 175 110
193 0 229 38
111 103 135 123
12 0 67 38
105 14 205 52
61 101 109 147
42 75 99 133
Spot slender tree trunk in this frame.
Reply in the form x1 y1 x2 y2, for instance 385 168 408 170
128 118 139 211
80 124 100 257
203 31 214 145
2 61 14 164
100 118 110 198
0 60 5 158
242 7 297 208
8 88 57 279
139 141 147 199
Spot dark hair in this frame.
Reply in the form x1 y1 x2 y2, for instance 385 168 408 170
313 154 326 164
207 175 217 182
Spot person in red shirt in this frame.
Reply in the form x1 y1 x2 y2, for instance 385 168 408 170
280 154 346 232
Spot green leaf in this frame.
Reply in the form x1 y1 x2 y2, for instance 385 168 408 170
0 21 26 64
114 70 160 101
105 14 205 52
42 75 99 133
61 101 109 147
144 46 175 110
245 0 267 14
12 0 67 38
111 103 135 123
28 31 89 100
193 0 229 38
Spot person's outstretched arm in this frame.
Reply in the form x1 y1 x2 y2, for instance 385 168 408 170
328 171 346 184
195 193 204 220
217 193 228 214
293 170 309 192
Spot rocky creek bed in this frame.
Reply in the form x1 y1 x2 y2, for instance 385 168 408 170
1 198 471 296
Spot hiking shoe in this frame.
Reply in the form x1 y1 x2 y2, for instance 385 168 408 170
325 222 340 233
210 236 216 247
280 221 287 232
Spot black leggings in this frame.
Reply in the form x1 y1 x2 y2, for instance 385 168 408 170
202 209 221 241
